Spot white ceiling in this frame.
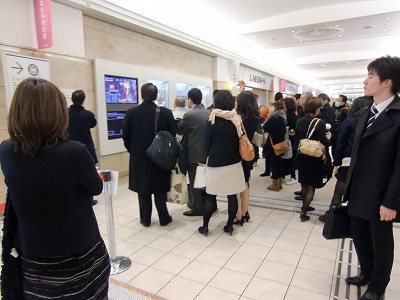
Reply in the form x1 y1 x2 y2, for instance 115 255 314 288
63 0 400 95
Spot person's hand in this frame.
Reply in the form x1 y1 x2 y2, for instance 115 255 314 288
333 166 339 175
239 80 246 91
326 131 332 140
380 205 397 221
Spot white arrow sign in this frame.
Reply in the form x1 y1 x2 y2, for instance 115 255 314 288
3 53 50 111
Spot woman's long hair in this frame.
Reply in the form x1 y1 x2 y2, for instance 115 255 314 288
236 91 259 120
8 78 68 157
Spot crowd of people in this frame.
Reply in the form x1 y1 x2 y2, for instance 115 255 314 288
0 55 399 300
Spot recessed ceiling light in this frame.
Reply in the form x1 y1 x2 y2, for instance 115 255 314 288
291 30 296 33
385 16 392 20
338 35 342 38
334 24 340 28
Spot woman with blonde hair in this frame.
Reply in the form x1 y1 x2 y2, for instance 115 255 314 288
0 78 110 299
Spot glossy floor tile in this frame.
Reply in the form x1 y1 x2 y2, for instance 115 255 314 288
92 164 400 300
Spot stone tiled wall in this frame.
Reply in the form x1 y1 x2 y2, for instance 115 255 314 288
0 16 213 202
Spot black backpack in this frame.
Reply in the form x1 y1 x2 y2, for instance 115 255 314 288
147 107 181 170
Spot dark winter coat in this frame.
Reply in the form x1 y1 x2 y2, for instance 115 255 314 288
123 101 176 194
68 105 98 163
344 96 400 222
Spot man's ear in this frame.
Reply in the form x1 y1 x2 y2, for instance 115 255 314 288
383 79 393 90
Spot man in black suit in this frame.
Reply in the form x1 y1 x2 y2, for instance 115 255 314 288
344 56 400 300
177 88 210 216
123 83 175 227
68 90 98 205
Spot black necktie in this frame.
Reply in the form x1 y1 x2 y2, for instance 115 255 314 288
366 105 378 129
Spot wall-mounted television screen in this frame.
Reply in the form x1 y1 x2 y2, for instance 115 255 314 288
107 111 126 140
105 74 138 104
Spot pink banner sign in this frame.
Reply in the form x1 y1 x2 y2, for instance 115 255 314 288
279 79 287 92
34 0 53 49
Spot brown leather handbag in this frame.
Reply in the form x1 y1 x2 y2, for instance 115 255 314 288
239 123 255 161
269 136 289 156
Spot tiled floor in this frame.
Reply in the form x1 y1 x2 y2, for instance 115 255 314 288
95 162 400 300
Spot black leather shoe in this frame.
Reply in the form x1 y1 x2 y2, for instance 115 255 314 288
319 211 328 222
183 210 203 216
300 213 310 222
294 196 303 201
160 215 173 226
307 206 315 211
140 221 150 227
360 291 384 300
260 172 270 177
345 274 369 286
294 191 302 196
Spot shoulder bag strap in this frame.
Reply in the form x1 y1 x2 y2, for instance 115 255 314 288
240 122 247 136
154 106 160 135
306 118 320 139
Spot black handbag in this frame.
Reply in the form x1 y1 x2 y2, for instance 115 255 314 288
147 106 181 170
322 203 351 240
1 191 24 299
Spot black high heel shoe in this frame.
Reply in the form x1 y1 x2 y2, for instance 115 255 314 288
223 225 234 236
233 218 244 226
243 211 250 222
198 226 209 236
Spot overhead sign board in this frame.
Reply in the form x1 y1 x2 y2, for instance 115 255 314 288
3 53 50 110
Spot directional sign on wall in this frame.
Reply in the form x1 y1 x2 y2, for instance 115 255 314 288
3 53 50 110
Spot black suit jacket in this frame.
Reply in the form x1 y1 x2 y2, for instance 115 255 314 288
0 140 103 257
344 96 400 221
68 105 98 163
123 101 176 194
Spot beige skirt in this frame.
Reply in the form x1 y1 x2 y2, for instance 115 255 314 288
206 162 246 196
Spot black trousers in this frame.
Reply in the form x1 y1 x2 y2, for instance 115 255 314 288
138 192 170 225
270 155 283 180
187 163 206 213
350 216 394 294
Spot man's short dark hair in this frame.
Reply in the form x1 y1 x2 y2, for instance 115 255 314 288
188 88 202 105
212 89 219 97
339 94 348 103
71 90 85 105
274 92 283 101
368 56 400 94
295 93 301 100
318 93 330 102
141 83 158 101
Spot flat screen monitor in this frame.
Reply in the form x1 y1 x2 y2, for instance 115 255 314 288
149 80 169 107
104 74 138 104
107 111 126 140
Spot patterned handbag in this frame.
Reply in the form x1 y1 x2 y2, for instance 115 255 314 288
298 118 326 160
